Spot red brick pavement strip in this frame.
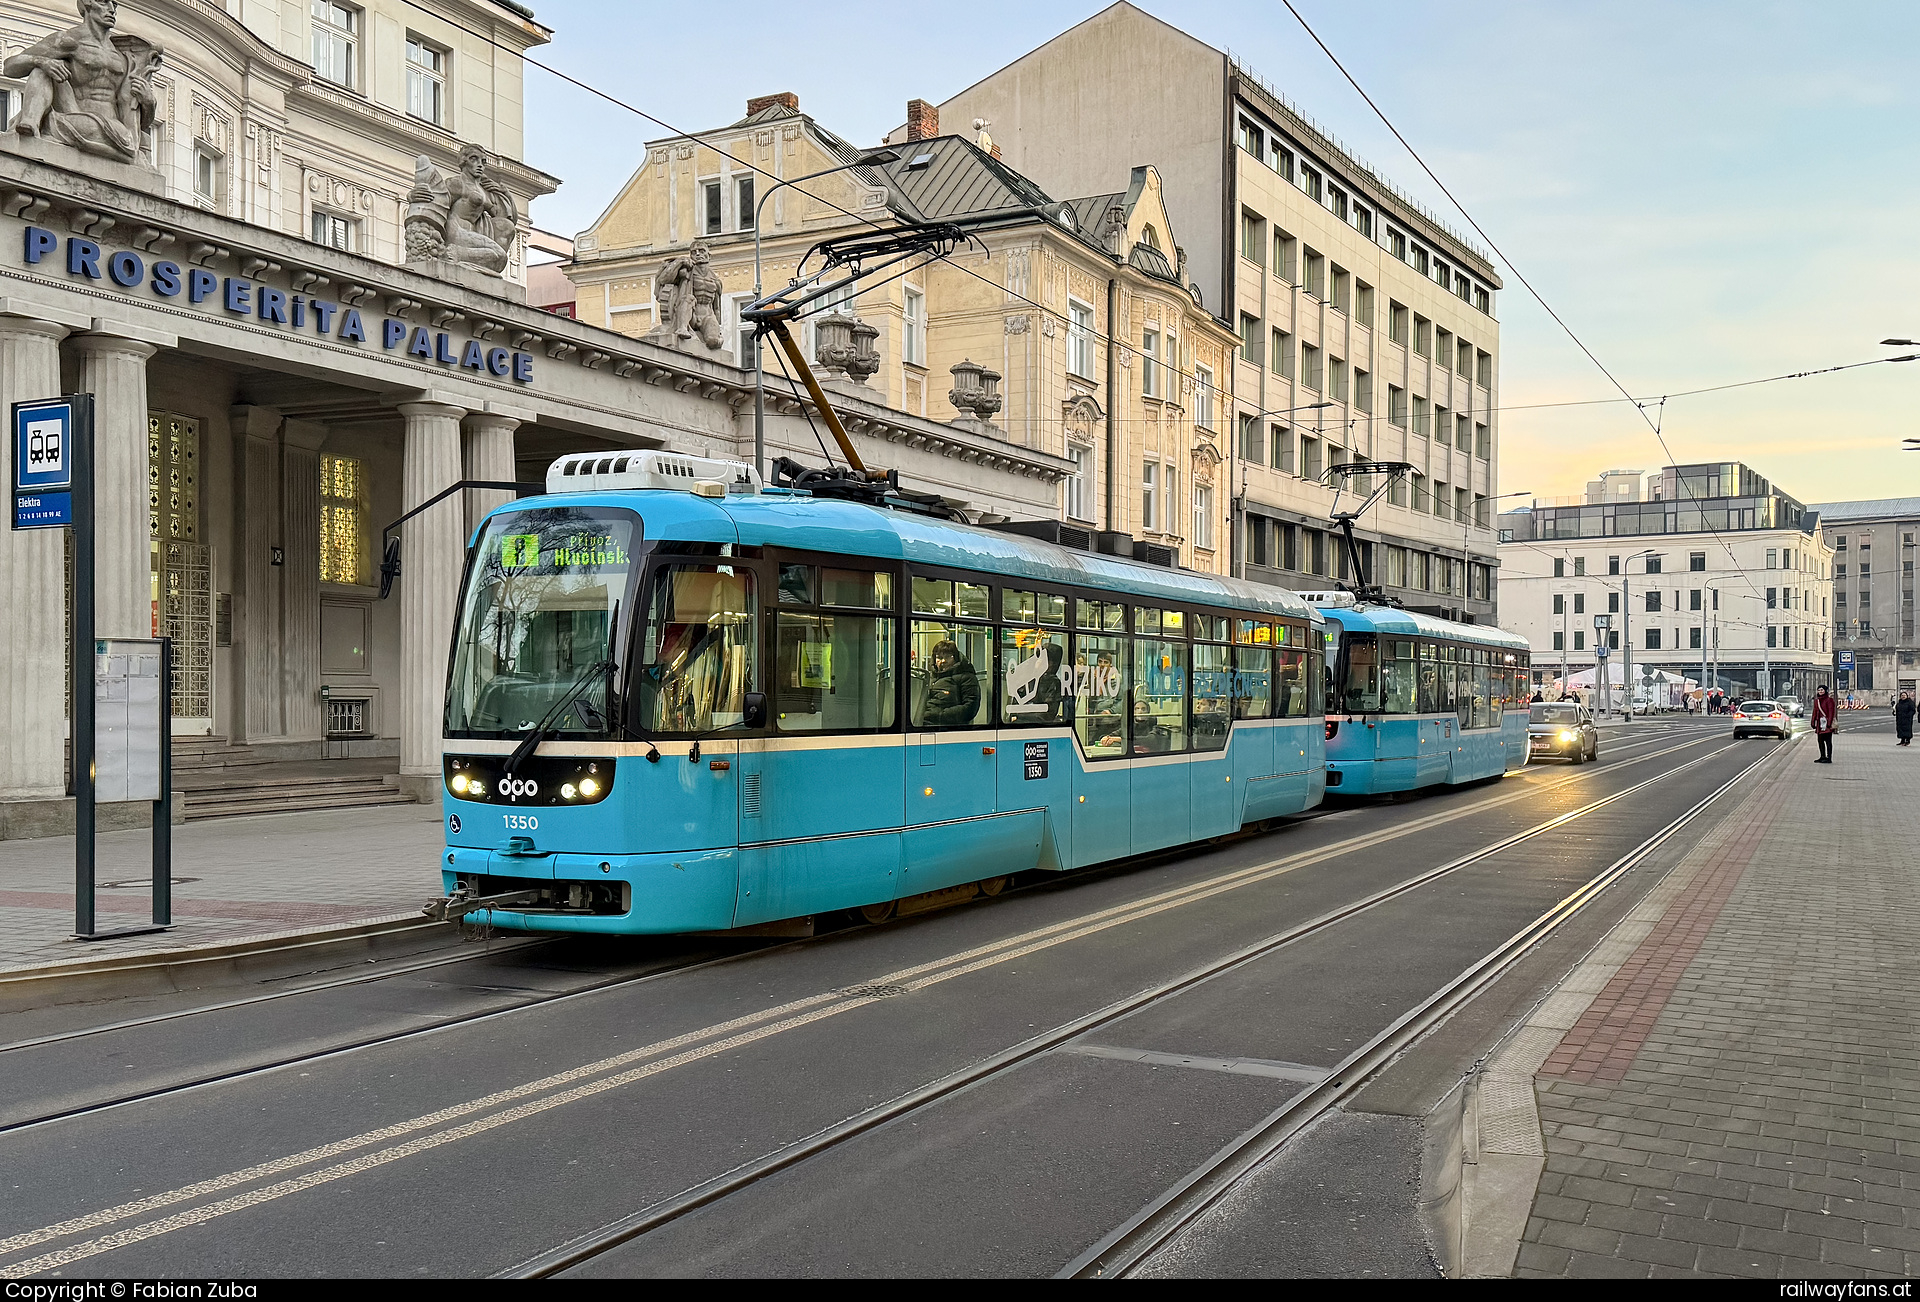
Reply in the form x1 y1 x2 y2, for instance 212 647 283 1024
1539 793 1783 1086
0 890 376 924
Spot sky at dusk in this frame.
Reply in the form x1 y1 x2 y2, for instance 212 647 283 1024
520 1 1920 509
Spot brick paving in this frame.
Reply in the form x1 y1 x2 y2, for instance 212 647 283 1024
1515 723 1920 1279
0 801 449 972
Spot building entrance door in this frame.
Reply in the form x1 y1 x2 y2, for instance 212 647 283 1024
149 412 213 734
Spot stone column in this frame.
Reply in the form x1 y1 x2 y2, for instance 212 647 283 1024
0 317 72 802
461 413 521 535
398 400 467 786
71 333 158 642
230 405 284 741
281 419 328 743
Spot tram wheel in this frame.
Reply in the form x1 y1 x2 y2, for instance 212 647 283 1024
857 900 897 926
977 876 1009 897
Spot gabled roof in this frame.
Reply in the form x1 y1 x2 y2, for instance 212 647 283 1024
1128 241 1179 285
864 135 1056 227
1808 498 1920 522
1062 192 1125 236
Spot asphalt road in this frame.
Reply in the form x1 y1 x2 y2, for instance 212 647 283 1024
0 715 1808 1278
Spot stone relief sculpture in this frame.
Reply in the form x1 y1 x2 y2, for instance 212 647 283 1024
648 241 726 353
404 145 518 275
3 0 162 165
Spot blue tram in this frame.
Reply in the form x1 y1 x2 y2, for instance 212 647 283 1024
436 469 1328 934
1312 597 1532 796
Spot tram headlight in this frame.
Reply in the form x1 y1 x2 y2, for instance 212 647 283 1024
578 778 599 798
450 773 470 794
561 783 577 800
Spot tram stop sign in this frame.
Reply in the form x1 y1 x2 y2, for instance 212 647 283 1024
11 396 82 529
1596 644 1610 659
1837 650 1855 668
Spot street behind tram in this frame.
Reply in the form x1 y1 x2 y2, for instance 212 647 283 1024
4 713 1913 1279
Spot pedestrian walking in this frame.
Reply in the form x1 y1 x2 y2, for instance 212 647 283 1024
1896 690 1916 747
1810 684 1838 763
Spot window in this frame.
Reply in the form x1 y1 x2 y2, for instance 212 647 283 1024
1766 548 1777 569
1455 414 1471 452
1766 586 1777 608
1435 327 1453 371
1248 517 1268 566
1194 365 1215 430
1303 249 1325 298
1327 187 1348 223
1238 117 1264 155
319 454 366 583
909 619 991 729
1299 165 1322 203
1271 425 1291 472
1644 555 1662 574
1331 266 1351 312
1767 626 1777 649
1301 435 1322 482
1238 414 1261 461
1271 327 1292 378
1608 555 1620 575
736 176 756 232
1553 632 1565 651
1553 558 1565 578
1608 591 1618 612
702 181 722 236
1690 627 1702 650
1329 357 1348 403
1239 314 1262 367
634 566 760 733
1553 593 1564 614
1411 395 1429 437
1389 229 1407 260
1474 423 1490 459
1192 484 1215 550
1647 591 1663 613
1301 343 1322 391
1267 138 1293 182
1413 316 1431 357
1411 472 1427 513
1476 349 1493 387
1355 369 1372 414
1354 205 1373 238
1457 339 1473 374
311 1 358 89
1388 302 1408 344
776 599 895 732
897 286 926 367
311 210 354 251
1574 631 1586 652
1141 328 1161 398
1066 299 1092 377
1273 230 1297 282
1355 281 1374 326
1066 444 1092 522
194 147 221 203
404 36 445 125
1690 589 1702 610
1646 628 1662 651
1474 287 1491 314
1141 461 1156 531
1388 385 1407 428
1433 261 1450 293
1689 551 1706 572
1574 557 1586 576
730 294 756 367
1573 594 1587 615
1241 210 1266 265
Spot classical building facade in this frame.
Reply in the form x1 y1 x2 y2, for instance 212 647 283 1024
0 5 1066 834
1808 496 1919 705
570 93 1237 570
914 0 1506 619
1499 464 1834 702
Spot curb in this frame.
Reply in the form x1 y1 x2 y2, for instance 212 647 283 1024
0 911 453 990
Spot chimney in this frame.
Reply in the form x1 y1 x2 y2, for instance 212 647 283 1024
905 98 940 141
747 92 798 116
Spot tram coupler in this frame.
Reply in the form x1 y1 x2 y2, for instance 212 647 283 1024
423 886 543 922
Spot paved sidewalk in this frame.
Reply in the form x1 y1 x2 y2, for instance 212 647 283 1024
1506 720 1920 1278
0 803 448 974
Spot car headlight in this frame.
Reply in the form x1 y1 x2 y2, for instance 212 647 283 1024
1559 729 1578 743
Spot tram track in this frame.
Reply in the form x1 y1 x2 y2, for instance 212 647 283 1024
0 725 1736 1147
491 734 1770 1278
0 732 1763 1278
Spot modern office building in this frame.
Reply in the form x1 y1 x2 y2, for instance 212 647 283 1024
913 1 1506 619
1499 464 1834 702
1808 497 1919 705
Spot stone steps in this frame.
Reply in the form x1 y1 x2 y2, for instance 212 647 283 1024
180 775 416 821
172 737 268 770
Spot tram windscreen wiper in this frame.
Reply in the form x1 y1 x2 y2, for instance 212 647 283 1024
505 658 614 775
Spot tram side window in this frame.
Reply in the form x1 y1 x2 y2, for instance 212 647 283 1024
1071 632 1128 757
1383 640 1416 713
1192 643 1230 750
1077 597 1127 632
1472 650 1494 729
1001 627 1068 724
909 620 991 728
1308 638 1325 716
914 576 989 619
1003 587 1067 628
1232 646 1273 718
1275 647 1308 717
1133 635 1188 753
775 612 895 732
823 567 895 610
1418 643 1444 714
1343 633 1382 712
633 565 756 733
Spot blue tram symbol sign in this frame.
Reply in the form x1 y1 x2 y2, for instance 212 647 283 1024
11 396 82 530
1837 650 1855 668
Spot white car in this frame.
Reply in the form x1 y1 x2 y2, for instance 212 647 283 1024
1731 700 1792 740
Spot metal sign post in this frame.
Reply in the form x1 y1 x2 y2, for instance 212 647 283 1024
11 394 171 940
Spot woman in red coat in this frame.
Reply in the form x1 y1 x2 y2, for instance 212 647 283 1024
1810 684 1838 763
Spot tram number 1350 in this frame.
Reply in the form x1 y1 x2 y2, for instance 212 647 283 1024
503 814 540 831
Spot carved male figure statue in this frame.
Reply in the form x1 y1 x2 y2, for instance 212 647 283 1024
404 144 518 275
655 241 725 350
4 0 162 165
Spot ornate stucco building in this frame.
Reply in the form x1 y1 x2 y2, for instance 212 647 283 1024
569 94 1239 573
0 4 1066 834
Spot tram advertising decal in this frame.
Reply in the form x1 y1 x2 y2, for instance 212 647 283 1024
22 226 536 384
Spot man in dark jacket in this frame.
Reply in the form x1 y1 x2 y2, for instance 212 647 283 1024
1810 684 1838 763
924 639 981 726
1896 690 1916 746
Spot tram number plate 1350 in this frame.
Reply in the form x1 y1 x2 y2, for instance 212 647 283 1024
1024 741 1049 780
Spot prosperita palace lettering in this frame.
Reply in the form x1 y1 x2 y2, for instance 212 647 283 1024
22 226 535 384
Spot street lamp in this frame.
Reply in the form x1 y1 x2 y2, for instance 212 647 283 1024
1617 548 1664 721
1738 592 1773 701
750 148 901 480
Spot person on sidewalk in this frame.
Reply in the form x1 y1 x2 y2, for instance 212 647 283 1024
1810 684 1838 762
1896 690 1916 746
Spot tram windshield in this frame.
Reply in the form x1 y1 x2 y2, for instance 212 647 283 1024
445 507 639 737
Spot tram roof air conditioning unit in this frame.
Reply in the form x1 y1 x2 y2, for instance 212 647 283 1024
982 519 1097 553
546 450 764 496
1294 589 1358 608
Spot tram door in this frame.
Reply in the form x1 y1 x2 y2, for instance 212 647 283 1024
901 593 1003 895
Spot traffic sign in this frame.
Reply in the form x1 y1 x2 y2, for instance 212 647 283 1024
1596 644 1611 658
1837 650 1855 667
11 395 87 531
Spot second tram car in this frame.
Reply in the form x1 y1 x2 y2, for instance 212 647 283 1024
437 466 1329 934
1312 596 1532 795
